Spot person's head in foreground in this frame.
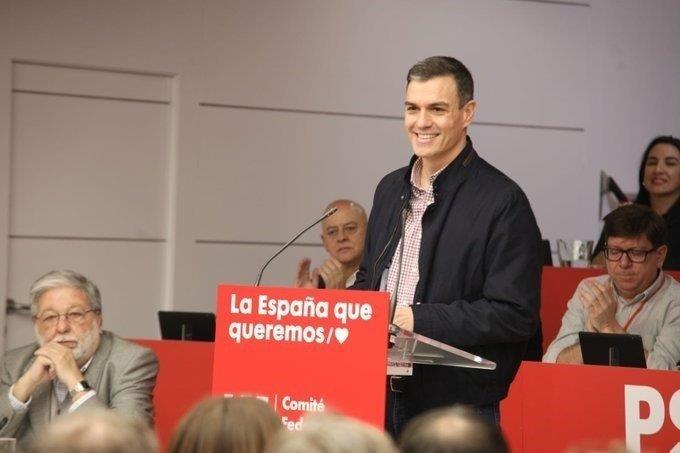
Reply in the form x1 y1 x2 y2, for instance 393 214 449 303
399 405 508 453
602 204 667 299
31 408 158 453
168 396 282 453
267 412 397 453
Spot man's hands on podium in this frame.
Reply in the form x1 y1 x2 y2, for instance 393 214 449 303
393 306 414 331
295 257 346 289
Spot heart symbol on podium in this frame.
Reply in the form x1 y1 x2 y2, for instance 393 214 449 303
335 328 349 344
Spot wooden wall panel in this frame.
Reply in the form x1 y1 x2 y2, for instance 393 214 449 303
5 62 174 348
194 106 407 243
10 91 170 239
195 106 590 244
175 243 330 313
6 239 165 346
0 0 11 351
199 0 588 128
470 124 592 239
13 62 172 103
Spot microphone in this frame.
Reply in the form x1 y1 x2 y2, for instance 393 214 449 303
387 206 408 350
389 207 408 326
254 207 338 286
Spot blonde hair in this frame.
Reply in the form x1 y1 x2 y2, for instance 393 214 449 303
169 396 282 453
268 413 396 453
31 409 157 453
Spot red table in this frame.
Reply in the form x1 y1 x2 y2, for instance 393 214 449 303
134 268 680 451
132 339 213 451
500 362 680 452
539 268 680 351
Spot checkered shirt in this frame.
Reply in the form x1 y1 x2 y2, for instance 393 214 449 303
386 158 442 306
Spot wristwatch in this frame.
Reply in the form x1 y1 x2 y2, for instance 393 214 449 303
68 380 92 397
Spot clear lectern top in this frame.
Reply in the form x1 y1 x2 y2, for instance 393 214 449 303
388 324 496 376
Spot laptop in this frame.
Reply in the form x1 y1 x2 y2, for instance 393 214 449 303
158 311 216 342
579 331 646 368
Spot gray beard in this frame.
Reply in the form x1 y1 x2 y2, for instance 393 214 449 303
36 327 101 364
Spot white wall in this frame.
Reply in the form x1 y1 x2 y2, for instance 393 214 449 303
588 0 680 195
0 0 12 350
0 0 678 349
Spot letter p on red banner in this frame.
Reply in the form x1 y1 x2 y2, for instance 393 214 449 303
212 285 390 430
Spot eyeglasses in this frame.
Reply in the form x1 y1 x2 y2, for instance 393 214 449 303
34 308 99 327
603 246 656 263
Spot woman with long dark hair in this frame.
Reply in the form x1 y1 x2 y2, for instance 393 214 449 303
592 135 680 269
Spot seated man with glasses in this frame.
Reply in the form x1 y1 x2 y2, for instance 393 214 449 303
0 270 158 450
544 204 680 369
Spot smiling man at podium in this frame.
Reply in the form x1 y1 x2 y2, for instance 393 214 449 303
353 56 542 435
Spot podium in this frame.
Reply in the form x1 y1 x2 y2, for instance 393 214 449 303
210 285 497 430
388 324 496 375
132 288 497 447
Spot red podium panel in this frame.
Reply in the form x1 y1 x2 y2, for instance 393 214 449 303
212 285 389 429
132 339 214 450
501 362 680 453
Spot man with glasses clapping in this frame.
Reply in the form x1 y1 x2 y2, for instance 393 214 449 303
0 270 158 451
543 204 680 369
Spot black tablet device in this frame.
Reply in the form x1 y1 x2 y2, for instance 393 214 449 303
579 331 646 368
158 311 215 342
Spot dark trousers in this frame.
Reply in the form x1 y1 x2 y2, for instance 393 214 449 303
386 385 500 438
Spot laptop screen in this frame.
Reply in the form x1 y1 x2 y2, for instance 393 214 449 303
158 311 216 342
579 331 646 368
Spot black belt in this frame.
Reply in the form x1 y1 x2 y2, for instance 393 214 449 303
389 376 407 393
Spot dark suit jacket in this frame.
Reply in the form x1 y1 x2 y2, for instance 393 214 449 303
354 137 542 411
0 331 158 450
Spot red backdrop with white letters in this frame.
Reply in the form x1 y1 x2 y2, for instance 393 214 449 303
501 362 680 452
211 285 389 429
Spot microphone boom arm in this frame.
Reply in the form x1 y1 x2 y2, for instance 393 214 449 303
254 207 338 286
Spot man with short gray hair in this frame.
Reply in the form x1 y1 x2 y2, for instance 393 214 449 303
296 199 368 289
0 270 158 451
